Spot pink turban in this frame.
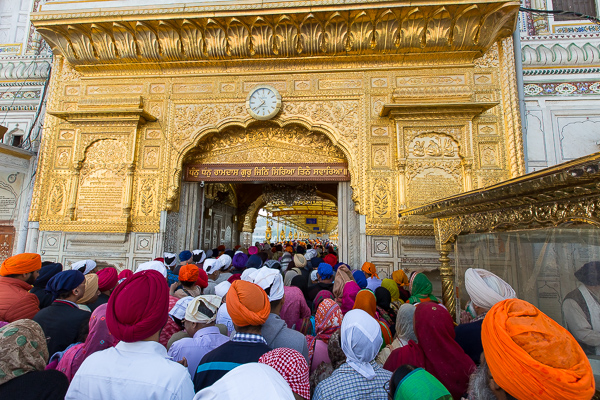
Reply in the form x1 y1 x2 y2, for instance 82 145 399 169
106 269 168 342
98 267 118 292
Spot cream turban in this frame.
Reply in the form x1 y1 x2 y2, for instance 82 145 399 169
253 267 284 302
465 268 516 310
185 295 222 324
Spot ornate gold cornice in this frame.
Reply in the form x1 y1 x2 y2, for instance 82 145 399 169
31 0 519 68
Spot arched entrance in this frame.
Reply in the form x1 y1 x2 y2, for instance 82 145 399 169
163 122 363 266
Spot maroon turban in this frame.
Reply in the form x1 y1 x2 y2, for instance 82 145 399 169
106 269 168 342
118 269 133 280
98 267 118 292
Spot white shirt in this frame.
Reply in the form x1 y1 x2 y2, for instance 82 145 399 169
66 340 195 400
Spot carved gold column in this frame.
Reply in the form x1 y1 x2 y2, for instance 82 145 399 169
439 242 456 319
462 160 473 191
66 162 82 221
123 163 135 219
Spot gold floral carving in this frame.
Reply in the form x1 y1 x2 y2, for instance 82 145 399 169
49 180 65 215
373 178 390 219
139 179 155 217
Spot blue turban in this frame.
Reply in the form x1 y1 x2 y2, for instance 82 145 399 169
353 270 368 289
46 270 85 300
317 263 333 280
245 254 262 269
179 250 192 262
34 263 63 288
310 257 324 270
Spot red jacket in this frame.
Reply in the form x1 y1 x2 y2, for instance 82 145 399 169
0 276 40 322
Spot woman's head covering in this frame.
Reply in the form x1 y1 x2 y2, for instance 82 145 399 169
245 254 263 269
57 304 117 381
313 290 335 312
232 252 248 269
464 268 516 310
482 299 595 400
290 274 308 296
259 348 310 400
106 269 169 342
98 267 119 292
264 260 281 270
248 246 259 255
33 262 63 288
218 255 233 271
185 295 221 324
136 260 167 278
307 298 343 363
195 363 294 400
408 273 438 304
392 367 452 400
226 280 271 327
340 281 361 314
332 264 354 298
0 253 42 276
77 273 99 304
392 270 409 286
395 303 417 342
353 289 377 318
0 320 48 385
304 249 317 261
169 296 194 321
178 264 199 283
361 262 379 279
293 254 307 269
375 287 392 311
381 279 400 303
284 270 298 286
341 309 383 379
46 270 85 301
310 270 318 282
352 270 368 289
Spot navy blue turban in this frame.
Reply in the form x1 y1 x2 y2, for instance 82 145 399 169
34 263 63 288
46 270 85 300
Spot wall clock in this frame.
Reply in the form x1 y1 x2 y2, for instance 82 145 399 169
246 85 282 120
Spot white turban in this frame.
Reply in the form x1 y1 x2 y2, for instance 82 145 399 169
136 260 167 278
192 249 206 264
203 259 220 275
341 309 383 380
215 281 231 298
253 267 285 302
304 249 317 261
241 268 258 282
169 296 194 321
218 255 232 270
71 260 96 275
464 268 516 310
193 363 294 400
163 252 177 267
185 295 221 324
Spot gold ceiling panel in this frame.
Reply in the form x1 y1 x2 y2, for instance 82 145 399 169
264 198 338 234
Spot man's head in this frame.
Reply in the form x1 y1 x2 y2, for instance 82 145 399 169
203 259 221 280
317 263 334 283
178 264 199 288
465 268 516 316
46 270 86 302
71 259 98 275
227 279 270 331
0 253 42 285
253 267 285 314
97 267 119 295
179 250 192 265
575 261 600 290
77 273 100 305
361 262 379 279
184 295 221 336
480 298 595 400
468 356 517 400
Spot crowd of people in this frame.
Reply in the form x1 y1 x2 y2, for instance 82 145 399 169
0 242 597 399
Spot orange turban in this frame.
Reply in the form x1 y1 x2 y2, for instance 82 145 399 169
392 270 408 286
0 253 42 276
361 262 379 279
482 299 595 400
178 264 199 283
352 289 376 318
226 280 270 327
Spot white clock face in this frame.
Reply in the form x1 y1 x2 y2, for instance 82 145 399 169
246 86 281 120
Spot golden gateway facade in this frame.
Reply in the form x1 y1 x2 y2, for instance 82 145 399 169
28 0 524 273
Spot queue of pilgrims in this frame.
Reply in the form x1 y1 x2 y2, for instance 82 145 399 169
0 241 596 400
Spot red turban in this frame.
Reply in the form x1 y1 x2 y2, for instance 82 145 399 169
106 269 168 342
227 280 270 327
323 254 337 267
196 268 208 289
227 274 241 283
118 269 133 280
178 264 199 283
98 267 118 292
0 253 41 276
482 299 595 400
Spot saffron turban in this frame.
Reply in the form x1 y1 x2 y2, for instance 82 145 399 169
253 267 284 302
361 262 379 279
482 299 595 400
179 250 192 263
0 253 41 276
179 264 199 283
118 269 133 280
97 267 118 292
77 273 99 304
323 254 337 268
185 295 221 324
232 253 248 269
71 259 97 275
33 262 62 288
293 254 307 269
106 269 169 342
226 279 271 327
46 270 85 300
192 249 206 264
285 246 294 253
248 246 259 255
196 268 208 289
392 270 409 286
465 268 516 310
203 259 220 275
136 261 167 278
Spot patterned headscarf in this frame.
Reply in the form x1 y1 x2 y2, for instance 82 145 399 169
313 290 335 312
259 348 310 400
0 320 48 385
306 299 343 364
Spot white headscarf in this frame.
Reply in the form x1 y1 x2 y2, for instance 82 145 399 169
71 260 97 275
241 268 258 282
215 281 231 298
464 268 516 310
304 249 317 261
169 296 194 321
185 295 221 324
341 309 383 380
253 267 284 302
192 249 206 264
203 259 220 275
136 261 167 278
193 363 294 400
163 252 177 267
218 255 232 270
